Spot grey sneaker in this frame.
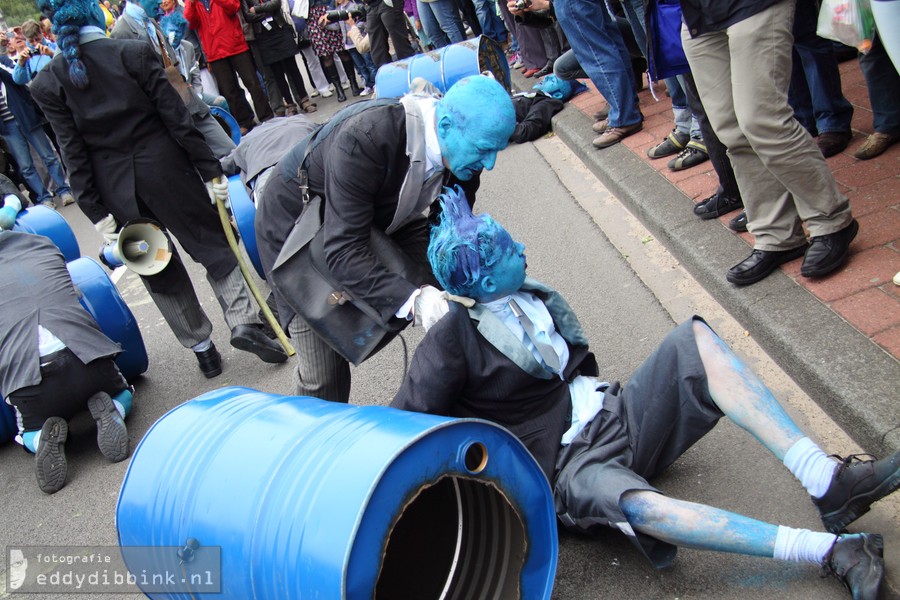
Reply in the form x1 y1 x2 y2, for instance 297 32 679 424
35 417 68 494
39 198 57 210
87 391 129 462
821 533 883 600
813 450 900 533
59 192 76 206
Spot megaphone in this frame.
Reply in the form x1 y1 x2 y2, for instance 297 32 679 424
99 218 173 276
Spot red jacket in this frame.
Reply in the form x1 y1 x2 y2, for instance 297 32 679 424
184 0 249 62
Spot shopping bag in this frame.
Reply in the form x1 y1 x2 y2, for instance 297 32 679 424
817 0 875 53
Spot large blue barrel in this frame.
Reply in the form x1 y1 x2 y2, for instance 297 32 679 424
66 257 148 381
209 106 242 145
117 387 557 599
375 35 512 98
12 204 80 262
227 174 265 279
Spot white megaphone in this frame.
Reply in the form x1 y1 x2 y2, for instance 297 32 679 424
99 218 173 276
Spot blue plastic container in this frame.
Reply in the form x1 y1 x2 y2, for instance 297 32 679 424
66 257 148 381
227 174 265 279
117 387 557 599
12 204 80 262
375 35 512 99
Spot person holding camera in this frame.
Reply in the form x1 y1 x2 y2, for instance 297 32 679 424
332 1 377 95
308 0 361 100
11 20 58 85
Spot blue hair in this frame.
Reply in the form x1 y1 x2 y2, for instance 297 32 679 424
160 12 188 46
50 0 100 89
428 186 510 298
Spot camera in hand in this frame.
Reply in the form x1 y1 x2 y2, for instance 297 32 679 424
324 6 366 21
513 0 532 9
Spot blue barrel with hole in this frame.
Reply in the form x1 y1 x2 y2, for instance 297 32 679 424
12 204 80 262
375 35 512 99
227 174 265 279
116 387 557 599
209 106 242 145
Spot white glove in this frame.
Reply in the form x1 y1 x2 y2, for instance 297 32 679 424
413 285 450 330
94 213 119 243
206 177 231 208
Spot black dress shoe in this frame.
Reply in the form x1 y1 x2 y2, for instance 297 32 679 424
817 130 853 158
231 324 288 363
533 63 553 79
728 210 748 232
693 191 743 220
801 218 859 278
195 343 222 378
727 245 808 286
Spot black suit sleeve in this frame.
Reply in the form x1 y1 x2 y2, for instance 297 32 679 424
30 64 109 224
392 307 468 415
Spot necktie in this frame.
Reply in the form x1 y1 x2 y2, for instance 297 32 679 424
508 298 561 373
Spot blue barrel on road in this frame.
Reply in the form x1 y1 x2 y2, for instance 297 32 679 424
13 204 80 262
116 387 557 599
227 174 265 279
375 35 512 99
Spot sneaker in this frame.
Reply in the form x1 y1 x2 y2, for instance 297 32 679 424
39 198 57 210
507 51 519 66
320 88 334 98
341 80 350 89
592 121 643 149
821 533 884 600
59 192 76 206
647 129 690 159
592 119 608 133
667 140 709 171
360 86 373 96
310 89 320 98
593 104 610 122
35 417 68 494
813 450 900 533
693 191 743 220
511 57 524 69
87 391 129 462
729 210 748 232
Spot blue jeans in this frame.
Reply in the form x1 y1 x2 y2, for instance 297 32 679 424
859 32 900 134
788 0 854 135
473 0 507 43
417 0 466 48
619 0 647 58
349 47 376 88
554 0 642 127
0 118 70 204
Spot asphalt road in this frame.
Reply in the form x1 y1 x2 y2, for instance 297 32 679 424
0 103 897 599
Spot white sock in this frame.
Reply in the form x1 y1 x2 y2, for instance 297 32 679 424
774 526 837 564
783 437 838 498
191 337 212 353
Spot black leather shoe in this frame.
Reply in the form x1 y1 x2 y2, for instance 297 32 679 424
195 343 222 378
693 191 743 220
533 63 553 79
35 417 68 494
801 219 859 278
728 210 748 232
814 450 900 533
726 245 808 286
231 324 288 364
817 130 852 158
821 533 883 600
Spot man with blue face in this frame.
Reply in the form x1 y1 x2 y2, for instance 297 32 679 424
256 75 516 404
392 187 899 600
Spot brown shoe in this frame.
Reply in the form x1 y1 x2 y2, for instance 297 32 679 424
592 119 608 133
817 130 852 158
592 121 643 149
593 103 610 122
854 132 900 160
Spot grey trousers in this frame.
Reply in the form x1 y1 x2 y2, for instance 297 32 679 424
680 0 853 251
193 112 236 160
287 314 352 403
142 264 258 348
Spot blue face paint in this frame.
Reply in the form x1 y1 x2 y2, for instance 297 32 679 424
436 76 516 182
139 0 162 19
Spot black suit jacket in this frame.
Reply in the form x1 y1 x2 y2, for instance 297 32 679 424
256 101 480 327
30 36 235 280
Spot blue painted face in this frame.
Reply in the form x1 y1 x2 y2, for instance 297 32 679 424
479 229 527 301
438 120 509 181
139 0 162 19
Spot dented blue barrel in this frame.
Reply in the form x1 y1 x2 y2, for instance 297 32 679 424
375 35 512 99
116 387 557 599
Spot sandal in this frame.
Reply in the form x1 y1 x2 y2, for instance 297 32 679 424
300 97 318 113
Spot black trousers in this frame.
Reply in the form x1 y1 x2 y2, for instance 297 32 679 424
366 0 416 69
209 51 274 129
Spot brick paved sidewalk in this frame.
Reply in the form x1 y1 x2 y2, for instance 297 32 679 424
567 59 900 361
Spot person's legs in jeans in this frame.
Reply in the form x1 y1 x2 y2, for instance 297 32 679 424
429 0 467 43
554 0 641 127
619 0 647 57
0 119 52 204
349 48 375 89
24 126 70 197
790 0 853 136
859 33 900 135
472 0 507 43
417 0 451 48
553 48 587 80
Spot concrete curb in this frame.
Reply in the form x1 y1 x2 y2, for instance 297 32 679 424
536 86 900 455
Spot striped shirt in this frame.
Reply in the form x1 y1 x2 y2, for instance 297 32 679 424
0 89 14 122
